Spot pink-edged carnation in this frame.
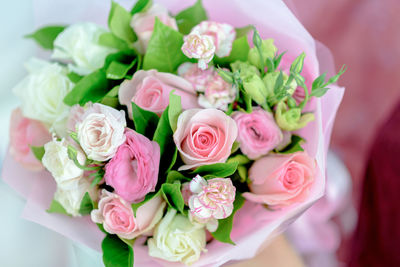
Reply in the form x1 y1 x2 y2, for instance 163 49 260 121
178 62 214 92
181 33 215 70
105 129 160 203
91 190 166 239
232 108 283 159
243 152 317 206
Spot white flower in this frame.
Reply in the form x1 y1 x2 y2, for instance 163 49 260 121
42 139 85 190
148 209 206 265
12 58 73 130
181 33 215 70
52 22 115 75
54 178 97 217
77 103 126 161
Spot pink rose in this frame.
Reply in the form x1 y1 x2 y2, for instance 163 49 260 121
130 4 178 53
243 152 317 206
173 108 238 170
91 190 166 239
177 62 214 92
105 129 160 203
188 175 236 223
119 70 199 117
9 108 51 171
232 108 283 159
67 103 92 133
181 33 216 70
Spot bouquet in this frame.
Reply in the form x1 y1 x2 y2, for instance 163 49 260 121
4 0 345 266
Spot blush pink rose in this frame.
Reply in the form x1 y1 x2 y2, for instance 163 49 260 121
91 190 166 239
9 108 51 171
105 129 160 203
119 70 199 117
173 108 238 170
243 152 317 206
232 108 283 159
131 4 178 53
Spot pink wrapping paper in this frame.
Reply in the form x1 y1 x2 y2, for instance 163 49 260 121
1 0 344 266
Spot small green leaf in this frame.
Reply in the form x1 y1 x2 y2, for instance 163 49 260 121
30 146 45 161
192 162 239 179
131 102 160 138
131 191 160 216
327 64 347 84
102 234 134 267
101 85 120 107
166 171 190 184
108 1 136 43
67 72 83 83
273 71 284 94
278 135 305 154
312 73 327 91
175 0 208 34
310 87 329 97
161 182 185 213
235 25 253 39
168 91 182 132
274 52 286 70
106 58 137 80
166 148 178 173
215 35 250 64
211 194 245 245
230 141 240 154
237 165 248 183
99 32 131 51
79 192 94 215
143 18 187 72
25 25 66 50
227 154 250 165
47 199 69 215
130 0 152 15
97 223 108 234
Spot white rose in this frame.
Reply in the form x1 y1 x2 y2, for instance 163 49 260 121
77 103 126 161
148 209 206 265
12 58 72 129
52 22 116 75
42 139 85 190
54 178 98 217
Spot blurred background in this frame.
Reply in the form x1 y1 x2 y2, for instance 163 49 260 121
1 0 399 266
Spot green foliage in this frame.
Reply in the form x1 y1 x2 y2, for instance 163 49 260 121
130 0 152 15
98 32 131 51
101 85 120 108
30 146 45 161
79 192 94 215
166 171 190 184
25 25 66 50
215 36 250 65
108 1 136 43
168 92 182 132
47 199 69 215
175 0 208 34
278 135 305 154
131 102 160 138
161 182 185 213
192 162 239 179
131 192 160 216
235 25 253 39
310 65 347 98
106 58 137 80
102 234 134 267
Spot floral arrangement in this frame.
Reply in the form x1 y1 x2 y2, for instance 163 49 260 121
8 0 345 266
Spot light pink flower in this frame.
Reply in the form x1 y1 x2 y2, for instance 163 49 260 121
181 33 215 70
232 108 283 159
173 108 238 170
188 175 236 223
243 152 317 206
181 182 192 206
131 4 178 53
191 21 236 58
9 108 51 171
91 190 166 239
177 62 214 92
77 103 126 161
67 104 86 132
105 129 160 203
119 70 199 116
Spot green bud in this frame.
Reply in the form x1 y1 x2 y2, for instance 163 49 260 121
263 72 297 97
231 61 260 80
216 68 234 84
287 97 297 108
275 101 315 131
290 52 306 74
242 74 268 105
248 39 277 69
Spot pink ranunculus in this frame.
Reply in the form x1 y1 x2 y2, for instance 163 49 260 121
191 21 236 58
118 70 199 117
130 4 178 53
243 152 317 206
177 62 214 92
232 108 283 159
188 175 236 223
91 190 166 239
9 108 51 171
105 129 160 203
181 33 216 70
173 108 238 170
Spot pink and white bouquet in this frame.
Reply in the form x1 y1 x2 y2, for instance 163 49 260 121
5 0 345 266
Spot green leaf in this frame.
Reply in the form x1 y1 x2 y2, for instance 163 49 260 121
101 85 120 107
278 135 305 154
130 0 152 15
175 0 208 34
166 148 178 173
25 25 66 50
312 73 327 91
230 141 240 154
161 182 185 213
67 72 83 83
131 102 160 138
102 234 134 267
47 199 69 215
106 58 137 80
227 154 250 165
143 18 187 72
215 35 250 64
192 162 239 179
97 223 108 234
211 193 245 245
273 71 284 94
327 64 346 84
131 191 160 216
235 25 253 39
99 32 131 51
30 146 45 161
108 1 136 43
79 192 94 215
63 70 110 106
310 87 329 97
166 171 190 184
168 91 182 132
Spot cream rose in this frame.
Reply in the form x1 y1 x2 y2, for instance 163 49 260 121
52 23 115 75
77 103 126 161
148 209 206 265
